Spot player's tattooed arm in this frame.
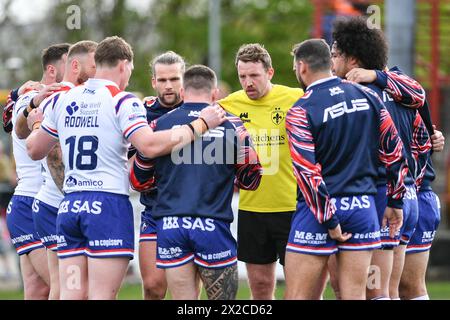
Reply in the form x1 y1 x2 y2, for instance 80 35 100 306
47 143 65 192
198 264 238 300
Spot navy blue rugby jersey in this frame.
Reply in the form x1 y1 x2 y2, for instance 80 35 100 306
416 100 437 192
286 77 408 227
373 66 426 109
131 102 262 222
129 97 181 208
370 67 431 188
367 84 431 187
421 158 436 192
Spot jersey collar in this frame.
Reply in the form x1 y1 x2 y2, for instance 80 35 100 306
85 78 119 89
306 76 339 91
182 102 210 110
60 81 76 88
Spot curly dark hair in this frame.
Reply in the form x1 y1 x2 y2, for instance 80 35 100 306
332 16 388 70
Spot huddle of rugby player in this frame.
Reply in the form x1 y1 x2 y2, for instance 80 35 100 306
3 16 445 300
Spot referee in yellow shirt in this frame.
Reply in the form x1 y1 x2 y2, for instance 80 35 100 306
219 43 303 299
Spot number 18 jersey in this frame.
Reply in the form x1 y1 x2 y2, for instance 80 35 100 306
41 79 148 196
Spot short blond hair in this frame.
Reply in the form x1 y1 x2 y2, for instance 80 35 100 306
68 40 98 60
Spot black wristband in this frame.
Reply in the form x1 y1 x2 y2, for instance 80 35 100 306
30 98 37 109
22 107 29 118
186 123 196 136
199 117 209 130
322 214 339 230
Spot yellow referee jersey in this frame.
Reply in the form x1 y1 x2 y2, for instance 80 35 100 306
219 84 304 212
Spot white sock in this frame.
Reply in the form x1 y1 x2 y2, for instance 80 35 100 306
411 295 429 300
392 298 401 300
371 296 391 300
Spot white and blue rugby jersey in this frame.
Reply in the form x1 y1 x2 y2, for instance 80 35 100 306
34 82 75 207
12 90 43 197
41 79 148 195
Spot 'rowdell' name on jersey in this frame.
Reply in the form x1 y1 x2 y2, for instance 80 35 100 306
64 101 100 128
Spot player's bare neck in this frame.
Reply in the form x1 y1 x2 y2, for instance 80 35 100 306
184 97 212 104
62 74 77 86
95 68 121 87
41 75 55 86
183 91 213 105
160 100 181 109
306 72 334 87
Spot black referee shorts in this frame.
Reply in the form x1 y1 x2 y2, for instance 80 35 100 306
237 210 293 266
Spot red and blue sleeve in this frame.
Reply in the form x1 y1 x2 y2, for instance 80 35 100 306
378 107 408 208
374 67 426 109
286 106 337 228
411 112 432 189
129 120 157 192
2 91 15 133
233 118 262 191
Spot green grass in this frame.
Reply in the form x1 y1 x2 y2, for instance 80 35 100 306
2 281 450 300
117 280 336 300
425 282 450 300
114 281 450 300
0 289 24 300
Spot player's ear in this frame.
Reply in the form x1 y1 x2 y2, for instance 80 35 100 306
180 87 185 100
118 60 126 73
71 58 79 74
151 76 156 89
211 87 220 103
348 56 360 69
47 65 56 79
267 67 275 80
299 60 308 75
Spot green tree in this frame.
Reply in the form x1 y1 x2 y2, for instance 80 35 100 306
3 0 313 95
47 0 156 94
150 0 314 91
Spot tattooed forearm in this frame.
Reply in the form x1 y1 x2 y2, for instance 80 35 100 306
198 264 238 300
47 143 65 192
